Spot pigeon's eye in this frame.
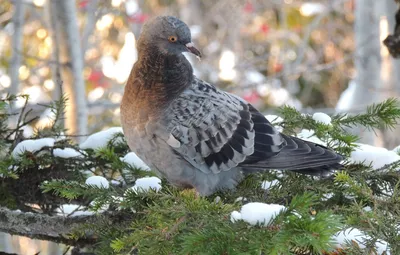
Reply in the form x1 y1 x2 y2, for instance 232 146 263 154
168 36 178 42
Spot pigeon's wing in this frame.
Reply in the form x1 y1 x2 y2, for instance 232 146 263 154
239 105 343 174
156 78 286 174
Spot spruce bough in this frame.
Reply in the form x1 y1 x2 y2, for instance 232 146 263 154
1 95 400 254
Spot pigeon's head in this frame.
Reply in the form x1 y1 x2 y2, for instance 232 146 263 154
138 16 201 58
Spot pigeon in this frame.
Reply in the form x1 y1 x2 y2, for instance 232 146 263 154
121 16 343 196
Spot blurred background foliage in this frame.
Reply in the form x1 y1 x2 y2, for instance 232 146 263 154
0 0 358 133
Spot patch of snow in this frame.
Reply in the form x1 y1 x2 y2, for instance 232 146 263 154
269 169 284 178
22 125 34 138
7 165 19 173
321 192 334 201
333 228 390 255
112 196 125 210
261 180 279 190
110 179 122 186
112 195 124 203
230 211 242 223
234 197 247 203
312 112 332 125
350 143 400 169
231 202 285 226
80 127 123 150
114 175 126 185
56 204 94 217
333 228 366 248
376 182 393 197
344 194 356 200
297 129 326 146
12 138 55 158
392 145 400 154
85 176 109 189
131 176 162 193
265 115 283 124
375 241 391 255
89 200 109 213
53 148 83 158
82 170 94 177
36 108 55 128
55 132 67 142
363 206 372 212
265 115 283 132
120 152 150 171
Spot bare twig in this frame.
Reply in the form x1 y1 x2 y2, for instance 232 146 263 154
0 10 13 24
62 247 71 255
5 115 39 142
12 47 66 66
165 215 187 240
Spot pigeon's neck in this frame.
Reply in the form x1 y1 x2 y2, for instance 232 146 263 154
124 48 193 115
136 49 193 84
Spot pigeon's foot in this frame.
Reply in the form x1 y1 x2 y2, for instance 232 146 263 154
180 188 200 198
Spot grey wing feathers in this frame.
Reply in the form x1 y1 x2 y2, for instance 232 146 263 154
163 77 342 175
164 78 285 174
241 105 286 164
166 79 253 173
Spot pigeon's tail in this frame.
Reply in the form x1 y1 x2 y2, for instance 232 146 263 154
240 134 343 176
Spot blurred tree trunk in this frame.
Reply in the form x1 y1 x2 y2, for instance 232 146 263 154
81 0 99 55
46 1 63 104
50 0 87 140
8 0 25 96
352 0 382 144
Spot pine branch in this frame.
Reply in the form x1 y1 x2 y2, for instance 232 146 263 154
2 94 400 254
0 206 97 246
334 98 400 130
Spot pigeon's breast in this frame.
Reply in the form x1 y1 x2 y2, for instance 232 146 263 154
121 114 194 182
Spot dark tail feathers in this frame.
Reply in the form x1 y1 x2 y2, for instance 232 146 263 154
240 134 343 176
